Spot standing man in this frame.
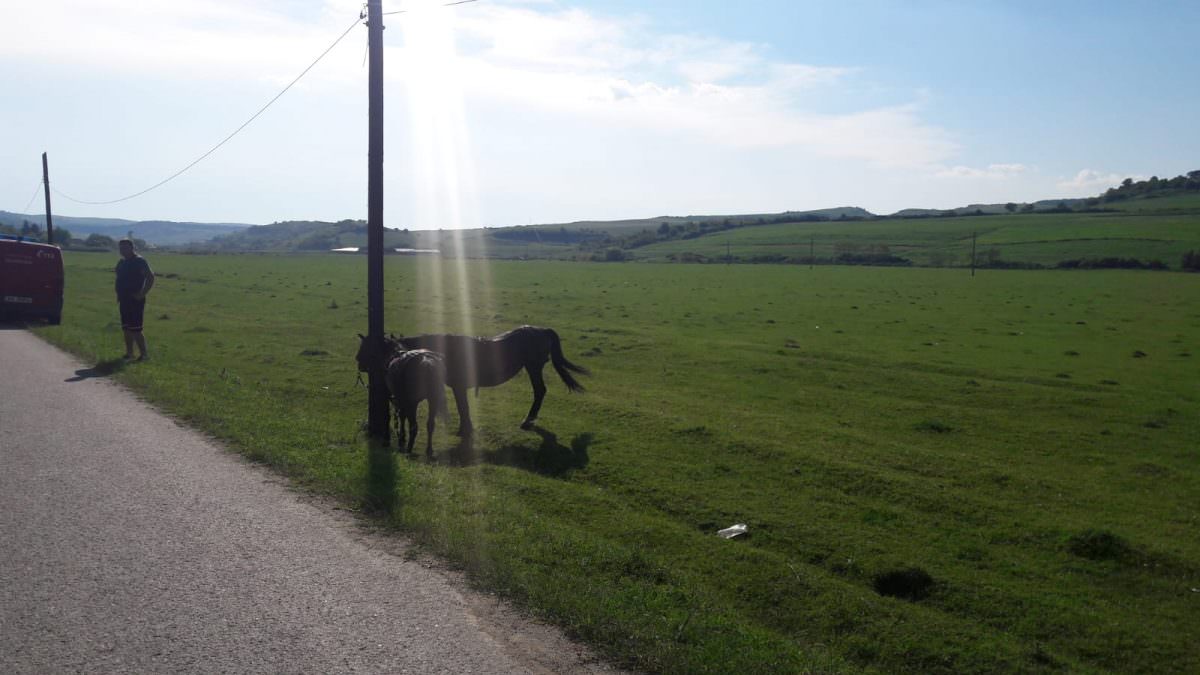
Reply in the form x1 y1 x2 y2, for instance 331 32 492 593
115 239 155 361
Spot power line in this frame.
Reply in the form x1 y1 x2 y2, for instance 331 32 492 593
382 0 480 17
21 181 43 213
53 15 366 206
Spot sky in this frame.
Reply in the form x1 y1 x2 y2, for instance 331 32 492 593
2 0 1197 229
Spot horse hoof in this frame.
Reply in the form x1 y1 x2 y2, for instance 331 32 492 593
520 420 535 430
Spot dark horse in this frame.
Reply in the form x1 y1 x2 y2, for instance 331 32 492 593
356 335 449 455
396 325 589 436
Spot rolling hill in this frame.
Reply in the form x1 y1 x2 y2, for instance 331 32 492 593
0 211 251 245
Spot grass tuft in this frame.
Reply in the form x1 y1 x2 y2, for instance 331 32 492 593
914 418 955 433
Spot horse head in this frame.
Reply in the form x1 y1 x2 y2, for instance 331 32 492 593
354 333 377 372
355 333 404 372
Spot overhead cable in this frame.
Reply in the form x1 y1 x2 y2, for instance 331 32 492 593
21 181 43 213
53 15 365 206
382 0 480 17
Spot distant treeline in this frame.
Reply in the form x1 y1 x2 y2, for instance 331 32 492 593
586 212 869 253
0 219 148 251
1102 171 1200 201
651 249 1194 271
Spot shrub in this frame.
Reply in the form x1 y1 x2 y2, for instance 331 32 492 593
1056 257 1167 270
873 567 935 601
1066 529 1133 562
592 248 628 262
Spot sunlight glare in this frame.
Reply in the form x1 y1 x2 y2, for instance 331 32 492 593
394 0 493 433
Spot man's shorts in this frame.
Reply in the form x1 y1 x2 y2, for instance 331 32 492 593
119 296 146 332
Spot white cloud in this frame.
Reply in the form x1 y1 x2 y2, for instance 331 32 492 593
1 1 958 169
1056 169 1141 194
937 163 1028 179
449 4 953 167
0 1 364 86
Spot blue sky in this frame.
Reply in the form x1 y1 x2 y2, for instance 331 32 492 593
2 0 1196 228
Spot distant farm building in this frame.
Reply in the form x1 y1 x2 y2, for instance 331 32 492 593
329 247 440 255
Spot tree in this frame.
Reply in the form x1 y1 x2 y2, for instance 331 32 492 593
52 228 74 247
1005 202 1017 213
20 221 44 239
84 233 116 249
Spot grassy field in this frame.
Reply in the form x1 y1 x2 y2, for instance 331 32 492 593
634 212 1200 267
633 195 1200 267
34 252 1200 673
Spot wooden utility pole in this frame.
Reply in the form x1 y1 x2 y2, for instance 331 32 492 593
366 0 389 441
41 153 54 245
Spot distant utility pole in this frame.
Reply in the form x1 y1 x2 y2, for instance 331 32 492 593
366 0 389 442
41 153 54 245
970 231 977 277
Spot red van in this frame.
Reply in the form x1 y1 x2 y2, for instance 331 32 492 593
1 235 64 325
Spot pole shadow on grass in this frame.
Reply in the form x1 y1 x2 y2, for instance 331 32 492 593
455 426 592 477
65 358 128 382
363 438 399 515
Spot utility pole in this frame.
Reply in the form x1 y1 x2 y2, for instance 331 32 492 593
366 0 389 442
970 231 977 277
41 153 54 245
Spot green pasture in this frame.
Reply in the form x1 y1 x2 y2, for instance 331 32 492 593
1105 192 1200 213
634 196 1200 268
35 253 1200 673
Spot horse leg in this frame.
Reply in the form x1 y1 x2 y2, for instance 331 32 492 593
451 386 474 437
406 406 418 454
398 411 409 453
521 362 548 430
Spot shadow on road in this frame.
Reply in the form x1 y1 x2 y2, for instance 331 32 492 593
65 358 128 382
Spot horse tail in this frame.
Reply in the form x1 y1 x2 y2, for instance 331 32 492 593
548 329 590 393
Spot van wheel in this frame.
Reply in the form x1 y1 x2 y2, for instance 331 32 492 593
49 313 62 326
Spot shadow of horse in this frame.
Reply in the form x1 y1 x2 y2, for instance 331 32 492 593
64 358 128 382
449 427 593 477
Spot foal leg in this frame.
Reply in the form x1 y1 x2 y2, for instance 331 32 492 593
397 413 408 453
521 363 548 430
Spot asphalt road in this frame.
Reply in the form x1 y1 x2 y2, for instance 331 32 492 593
0 328 620 674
